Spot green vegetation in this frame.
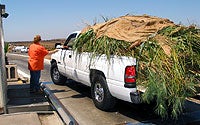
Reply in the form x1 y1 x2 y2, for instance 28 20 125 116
137 26 200 119
4 42 9 53
73 29 133 59
73 25 200 119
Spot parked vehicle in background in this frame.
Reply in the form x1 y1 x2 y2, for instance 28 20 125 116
50 31 141 111
20 47 28 53
13 46 24 52
12 46 28 53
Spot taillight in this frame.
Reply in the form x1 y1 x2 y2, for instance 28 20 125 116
124 66 136 88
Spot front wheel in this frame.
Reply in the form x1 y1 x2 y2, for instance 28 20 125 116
91 75 116 111
50 62 67 85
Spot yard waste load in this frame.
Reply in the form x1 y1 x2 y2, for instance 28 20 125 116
73 15 200 119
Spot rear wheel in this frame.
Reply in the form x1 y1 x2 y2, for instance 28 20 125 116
50 62 67 85
91 75 116 111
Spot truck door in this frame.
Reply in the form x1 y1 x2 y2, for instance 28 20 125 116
56 49 66 75
63 31 80 80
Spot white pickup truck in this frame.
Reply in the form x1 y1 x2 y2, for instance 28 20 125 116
50 31 141 110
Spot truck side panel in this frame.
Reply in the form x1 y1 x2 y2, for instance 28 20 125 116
75 52 92 86
86 54 137 101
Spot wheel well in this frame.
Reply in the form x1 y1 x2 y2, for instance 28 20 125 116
51 59 57 65
90 69 106 84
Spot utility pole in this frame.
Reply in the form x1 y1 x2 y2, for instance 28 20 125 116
0 4 9 114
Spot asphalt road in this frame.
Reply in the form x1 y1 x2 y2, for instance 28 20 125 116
6 52 200 125
7 53 51 82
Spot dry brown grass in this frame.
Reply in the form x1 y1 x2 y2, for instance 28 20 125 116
8 39 65 51
8 39 65 60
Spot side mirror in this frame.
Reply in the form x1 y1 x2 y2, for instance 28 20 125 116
55 43 62 49
56 45 63 49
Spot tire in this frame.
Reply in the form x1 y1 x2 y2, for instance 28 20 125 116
91 75 116 111
50 62 67 85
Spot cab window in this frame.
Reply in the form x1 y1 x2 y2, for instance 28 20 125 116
64 33 77 47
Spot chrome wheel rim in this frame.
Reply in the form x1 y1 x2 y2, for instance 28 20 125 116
94 83 104 102
53 67 60 81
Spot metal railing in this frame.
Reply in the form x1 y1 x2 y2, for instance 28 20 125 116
40 82 78 125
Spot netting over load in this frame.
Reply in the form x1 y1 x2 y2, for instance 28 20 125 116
82 15 175 48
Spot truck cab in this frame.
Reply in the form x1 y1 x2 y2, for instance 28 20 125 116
50 31 141 111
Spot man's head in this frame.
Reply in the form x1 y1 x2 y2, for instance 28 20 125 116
33 35 41 43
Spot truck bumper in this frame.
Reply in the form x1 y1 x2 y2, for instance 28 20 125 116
130 91 142 104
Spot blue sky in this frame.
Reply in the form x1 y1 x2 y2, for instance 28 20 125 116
1 0 200 41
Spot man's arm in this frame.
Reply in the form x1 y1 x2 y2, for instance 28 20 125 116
48 49 59 54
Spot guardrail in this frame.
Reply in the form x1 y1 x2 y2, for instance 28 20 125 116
40 82 78 125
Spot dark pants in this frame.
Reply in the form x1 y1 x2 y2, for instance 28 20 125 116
30 70 41 91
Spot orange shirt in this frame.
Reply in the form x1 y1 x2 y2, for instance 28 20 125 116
28 43 48 71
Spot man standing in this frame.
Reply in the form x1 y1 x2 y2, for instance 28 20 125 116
28 35 57 93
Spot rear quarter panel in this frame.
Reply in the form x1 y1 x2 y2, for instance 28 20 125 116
89 55 137 102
